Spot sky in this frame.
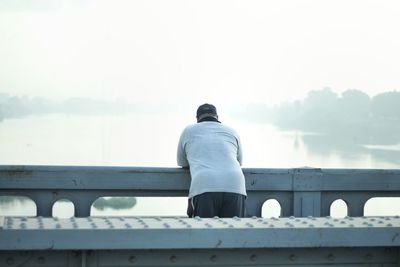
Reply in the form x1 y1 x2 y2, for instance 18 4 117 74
1 0 400 109
1 1 400 216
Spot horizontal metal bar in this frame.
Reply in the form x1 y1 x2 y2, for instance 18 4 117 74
1 216 400 250
1 248 399 266
1 165 400 192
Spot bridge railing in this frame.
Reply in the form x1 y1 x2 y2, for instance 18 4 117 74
1 165 400 217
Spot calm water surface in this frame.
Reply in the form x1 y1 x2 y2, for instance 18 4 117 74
0 113 399 217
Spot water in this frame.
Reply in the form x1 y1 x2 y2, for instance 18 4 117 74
0 113 399 217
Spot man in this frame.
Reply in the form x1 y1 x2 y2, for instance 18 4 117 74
177 103 246 218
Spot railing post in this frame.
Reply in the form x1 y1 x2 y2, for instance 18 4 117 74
293 192 322 217
245 194 264 217
32 194 53 217
74 202 92 217
292 169 323 217
347 198 367 217
71 194 99 217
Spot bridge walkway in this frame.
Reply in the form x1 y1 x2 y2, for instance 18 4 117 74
1 216 400 266
2 166 400 266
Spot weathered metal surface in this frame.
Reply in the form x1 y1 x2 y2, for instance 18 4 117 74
1 165 400 217
1 248 399 267
2 166 400 191
0 165 400 191
293 192 322 217
0 166 190 190
1 216 400 250
2 166 400 265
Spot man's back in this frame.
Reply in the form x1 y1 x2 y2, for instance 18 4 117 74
177 121 246 199
177 103 247 218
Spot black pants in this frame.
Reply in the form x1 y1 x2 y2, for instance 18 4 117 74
190 192 246 218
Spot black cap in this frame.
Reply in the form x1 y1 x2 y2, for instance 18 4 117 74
196 103 218 120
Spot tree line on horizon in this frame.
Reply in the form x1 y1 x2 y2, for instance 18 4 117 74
2 89 400 136
242 88 400 145
0 93 166 121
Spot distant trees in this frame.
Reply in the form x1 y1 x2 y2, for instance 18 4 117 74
262 88 400 144
0 93 163 121
371 91 400 119
0 93 55 119
92 197 137 210
299 88 339 131
338 89 370 121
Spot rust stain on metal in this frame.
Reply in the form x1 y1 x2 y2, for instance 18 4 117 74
4 169 33 177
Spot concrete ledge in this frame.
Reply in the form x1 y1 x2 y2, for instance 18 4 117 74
1 165 400 191
1 248 399 267
2 165 400 217
1 216 400 250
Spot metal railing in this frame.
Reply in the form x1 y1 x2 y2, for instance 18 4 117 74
1 165 400 217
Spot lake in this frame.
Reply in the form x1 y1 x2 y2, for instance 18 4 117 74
1 113 399 217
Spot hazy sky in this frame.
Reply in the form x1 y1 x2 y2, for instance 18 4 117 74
1 0 400 107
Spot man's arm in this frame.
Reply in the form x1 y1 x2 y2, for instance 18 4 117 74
177 130 189 167
236 135 243 166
